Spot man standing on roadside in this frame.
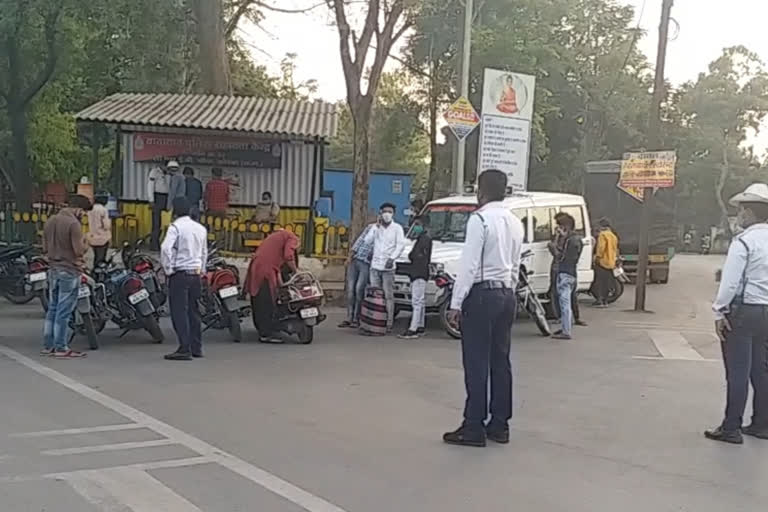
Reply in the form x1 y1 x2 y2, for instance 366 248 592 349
204 167 231 218
706 183 768 444
593 218 618 307
551 213 583 341
365 203 406 334
399 216 432 339
41 194 92 358
148 161 170 251
549 212 586 328
166 160 185 212
183 167 203 220
338 213 376 329
161 197 208 361
443 170 523 447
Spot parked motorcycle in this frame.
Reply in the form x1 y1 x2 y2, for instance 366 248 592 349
435 250 551 339
254 271 325 344
121 238 167 312
200 243 245 342
0 243 39 305
93 257 164 343
25 255 50 311
588 258 628 305
69 273 109 350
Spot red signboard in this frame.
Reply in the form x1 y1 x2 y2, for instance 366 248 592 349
132 133 282 169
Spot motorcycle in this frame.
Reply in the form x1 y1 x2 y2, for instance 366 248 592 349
0 243 39 305
121 238 167 312
25 255 50 311
258 271 325 344
700 236 712 255
69 273 109 350
200 243 245 342
435 250 551 339
589 258 628 305
93 256 164 343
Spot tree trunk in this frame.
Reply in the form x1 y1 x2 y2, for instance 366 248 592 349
716 135 731 237
8 104 32 211
192 0 231 95
350 108 372 240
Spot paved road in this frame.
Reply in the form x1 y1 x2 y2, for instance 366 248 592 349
1 254 766 511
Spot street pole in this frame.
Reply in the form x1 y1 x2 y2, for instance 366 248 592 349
452 0 473 193
635 0 673 311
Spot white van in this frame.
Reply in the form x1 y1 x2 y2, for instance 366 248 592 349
393 191 594 310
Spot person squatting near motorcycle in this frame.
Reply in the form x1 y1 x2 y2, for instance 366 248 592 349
244 229 300 343
593 218 618 307
705 183 768 444
551 213 583 341
399 216 432 339
161 197 208 361
339 213 376 329
548 211 586 328
41 194 93 358
443 169 524 447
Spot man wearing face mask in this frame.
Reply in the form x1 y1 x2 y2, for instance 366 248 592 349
40 194 93 358
706 183 768 444
443 169 524 447
364 203 406 333
252 191 280 224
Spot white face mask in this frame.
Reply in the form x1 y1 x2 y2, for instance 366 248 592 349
381 212 393 223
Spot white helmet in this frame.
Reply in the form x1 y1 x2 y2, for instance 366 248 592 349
729 183 768 206
166 160 180 170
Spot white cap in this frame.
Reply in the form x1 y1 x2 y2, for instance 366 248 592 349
167 160 180 169
729 183 768 206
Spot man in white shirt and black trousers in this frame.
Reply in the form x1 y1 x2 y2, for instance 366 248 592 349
706 183 768 443
444 169 524 447
161 197 208 361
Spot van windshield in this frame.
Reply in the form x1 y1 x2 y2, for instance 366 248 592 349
421 204 478 243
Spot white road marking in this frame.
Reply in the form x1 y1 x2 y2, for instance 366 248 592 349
632 355 719 363
42 439 176 456
12 423 142 438
615 321 714 335
64 467 204 512
646 330 706 361
0 345 349 512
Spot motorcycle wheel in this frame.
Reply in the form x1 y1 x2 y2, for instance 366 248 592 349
40 291 49 312
605 279 624 305
525 296 551 337
439 300 461 340
3 290 36 305
142 315 164 343
227 310 242 342
82 314 100 350
296 324 314 344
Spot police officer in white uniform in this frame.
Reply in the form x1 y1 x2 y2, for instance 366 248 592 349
161 197 208 361
443 169 524 447
706 183 768 443
148 161 173 250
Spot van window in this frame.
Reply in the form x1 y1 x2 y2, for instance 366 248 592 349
530 207 555 242
511 208 528 242
559 206 586 236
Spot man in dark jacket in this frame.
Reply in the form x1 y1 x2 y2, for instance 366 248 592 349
552 213 583 340
399 216 432 339
183 167 203 220
548 212 586 327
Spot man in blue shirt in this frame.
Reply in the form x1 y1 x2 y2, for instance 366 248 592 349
339 214 376 328
706 183 768 443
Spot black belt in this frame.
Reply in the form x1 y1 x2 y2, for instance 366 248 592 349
473 280 509 290
174 269 201 275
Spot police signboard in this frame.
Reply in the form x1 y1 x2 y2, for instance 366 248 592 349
443 97 480 141
619 150 677 188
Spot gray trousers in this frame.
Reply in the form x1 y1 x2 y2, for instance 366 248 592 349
721 304 768 431
369 268 395 329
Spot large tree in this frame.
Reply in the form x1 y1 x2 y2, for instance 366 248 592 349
326 0 413 238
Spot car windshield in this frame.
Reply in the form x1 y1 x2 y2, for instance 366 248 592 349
421 204 478 243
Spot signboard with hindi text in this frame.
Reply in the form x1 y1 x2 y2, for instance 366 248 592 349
133 133 283 169
619 151 677 189
476 69 536 191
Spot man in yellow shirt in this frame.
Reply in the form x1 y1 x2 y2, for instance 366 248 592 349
594 218 619 306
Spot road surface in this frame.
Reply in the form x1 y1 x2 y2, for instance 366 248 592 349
1 254 765 511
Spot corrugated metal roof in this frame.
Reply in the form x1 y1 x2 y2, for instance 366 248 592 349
76 93 338 139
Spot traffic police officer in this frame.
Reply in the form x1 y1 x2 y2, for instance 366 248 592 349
444 169 525 447
706 183 768 443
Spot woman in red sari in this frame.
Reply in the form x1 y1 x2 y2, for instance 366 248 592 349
245 230 299 342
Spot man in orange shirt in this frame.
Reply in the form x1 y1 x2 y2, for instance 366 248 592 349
593 218 619 307
204 167 230 217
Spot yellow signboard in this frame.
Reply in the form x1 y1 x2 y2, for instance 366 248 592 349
444 96 480 141
619 151 676 188
617 183 644 202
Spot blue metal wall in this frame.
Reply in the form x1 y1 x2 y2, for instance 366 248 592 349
321 169 412 225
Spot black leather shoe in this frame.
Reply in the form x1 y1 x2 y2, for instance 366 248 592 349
485 426 510 444
704 426 743 444
192 353 204 359
742 424 768 440
443 426 486 447
164 352 193 361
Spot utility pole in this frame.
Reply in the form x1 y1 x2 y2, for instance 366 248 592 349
452 0 473 193
635 0 673 311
